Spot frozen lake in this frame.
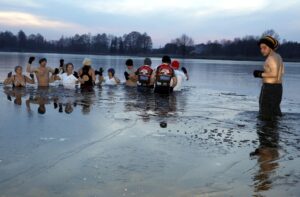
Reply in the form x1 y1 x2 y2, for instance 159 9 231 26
0 52 300 197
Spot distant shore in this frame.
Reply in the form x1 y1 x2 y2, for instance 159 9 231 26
1 50 300 63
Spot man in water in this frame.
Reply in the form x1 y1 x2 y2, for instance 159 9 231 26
253 36 284 120
124 59 137 87
152 56 177 95
170 60 188 91
26 57 58 87
135 57 154 92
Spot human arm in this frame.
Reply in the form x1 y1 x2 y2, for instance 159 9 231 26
25 75 35 84
3 72 13 85
98 76 105 85
114 77 121 84
181 67 189 80
171 76 177 87
26 56 37 73
89 69 96 83
150 69 156 85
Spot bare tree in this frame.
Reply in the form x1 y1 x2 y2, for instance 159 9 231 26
172 34 195 56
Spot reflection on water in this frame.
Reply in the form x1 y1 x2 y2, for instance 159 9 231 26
3 85 183 118
3 86 81 115
123 87 183 123
251 120 280 194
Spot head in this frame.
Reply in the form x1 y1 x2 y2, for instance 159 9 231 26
82 58 92 67
65 63 74 74
162 56 171 64
144 58 152 66
38 105 46 114
125 59 133 69
65 103 73 114
171 60 180 70
14 97 22 105
108 68 115 77
258 36 279 57
14 66 23 75
39 58 47 67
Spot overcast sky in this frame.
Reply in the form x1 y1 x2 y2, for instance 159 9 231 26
0 0 299 47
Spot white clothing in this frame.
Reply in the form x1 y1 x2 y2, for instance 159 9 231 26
104 76 118 85
173 70 187 91
58 73 78 88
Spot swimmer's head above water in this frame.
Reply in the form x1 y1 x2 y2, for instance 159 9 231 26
82 58 92 67
125 59 134 70
144 58 152 66
14 65 22 74
108 68 115 77
39 58 47 67
162 55 171 64
65 63 74 74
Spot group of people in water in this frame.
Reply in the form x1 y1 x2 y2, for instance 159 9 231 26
3 55 189 95
3 35 284 120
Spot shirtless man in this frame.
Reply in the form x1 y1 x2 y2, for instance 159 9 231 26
151 56 177 95
26 57 58 87
253 36 284 120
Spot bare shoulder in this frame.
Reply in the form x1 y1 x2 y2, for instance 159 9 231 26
89 68 95 75
266 55 277 66
46 67 54 71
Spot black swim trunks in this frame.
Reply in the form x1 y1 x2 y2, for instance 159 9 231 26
259 83 283 120
154 86 172 95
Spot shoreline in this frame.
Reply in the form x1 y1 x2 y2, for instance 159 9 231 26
1 51 300 63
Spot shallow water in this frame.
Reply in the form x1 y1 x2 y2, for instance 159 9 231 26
0 52 300 197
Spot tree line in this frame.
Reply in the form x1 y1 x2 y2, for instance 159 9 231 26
0 30 152 55
1 29 300 60
156 30 300 60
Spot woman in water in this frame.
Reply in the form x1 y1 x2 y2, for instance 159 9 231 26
78 58 96 89
4 66 35 87
99 68 120 85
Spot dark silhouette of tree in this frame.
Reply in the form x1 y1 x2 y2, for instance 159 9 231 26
122 31 152 54
0 31 17 50
0 29 300 61
92 33 108 53
163 43 178 55
17 30 27 51
172 34 195 56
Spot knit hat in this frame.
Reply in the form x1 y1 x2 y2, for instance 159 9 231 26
258 36 279 50
171 60 180 70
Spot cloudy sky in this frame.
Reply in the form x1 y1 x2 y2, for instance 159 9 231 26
0 0 299 47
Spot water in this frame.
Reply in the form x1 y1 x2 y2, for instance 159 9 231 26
0 52 300 197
